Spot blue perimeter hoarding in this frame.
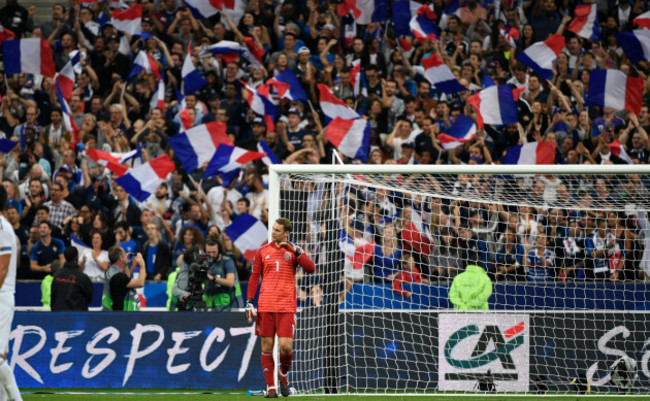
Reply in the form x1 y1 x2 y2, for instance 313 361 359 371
9 312 263 389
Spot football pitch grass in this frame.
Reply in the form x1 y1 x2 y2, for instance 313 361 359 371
19 390 650 401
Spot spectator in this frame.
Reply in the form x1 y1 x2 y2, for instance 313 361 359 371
51 247 94 311
494 228 526 281
392 253 428 298
82 230 109 281
527 232 556 281
43 182 75 229
30 221 65 281
141 222 172 281
372 222 402 283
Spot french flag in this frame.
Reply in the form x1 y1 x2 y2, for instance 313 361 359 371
224 213 267 261
183 0 220 19
111 4 142 37
182 48 207 95
633 11 650 29
204 144 266 177
516 34 565 80
421 53 466 94
242 36 265 64
392 1 422 37
204 41 261 67
266 69 309 102
318 83 361 122
338 229 375 270
588 69 644 114
500 26 520 48
56 50 82 100
55 81 80 146
150 78 165 112
438 115 477 150
86 147 141 177
467 85 518 129
0 25 16 44
615 29 650 64
242 81 280 132
324 117 370 163
502 142 556 165
257 140 281 166
2 38 56 78
115 154 176 202
410 5 438 43
567 4 599 40
168 121 233 174
0 138 18 154
609 140 633 164
70 234 91 254
401 207 434 256
440 0 461 29
128 51 161 81
350 59 363 97
337 0 387 25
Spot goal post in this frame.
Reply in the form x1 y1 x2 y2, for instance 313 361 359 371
268 163 650 395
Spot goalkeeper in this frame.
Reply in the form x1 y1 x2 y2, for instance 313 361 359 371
246 218 316 398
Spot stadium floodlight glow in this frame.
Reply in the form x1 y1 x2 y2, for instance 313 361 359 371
268 163 650 395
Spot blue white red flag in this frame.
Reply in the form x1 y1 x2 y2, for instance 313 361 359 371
111 4 142 36
588 69 643 114
438 115 477 150
115 154 176 202
203 40 261 67
502 142 555 165
183 0 220 19
317 83 361 122
421 53 466 94
609 140 633 164
242 81 279 132
516 34 565 80
401 207 434 256
323 117 370 163
128 51 161 80
257 140 281 166
204 144 266 177
55 81 80 147
150 78 166 112
567 4 599 40
392 1 422 37
410 5 438 43
336 0 387 25
86 147 142 177
224 213 267 260
168 121 233 173
633 10 650 29
615 29 650 64
2 38 56 78
0 138 18 154
266 69 309 102
338 229 375 270
56 50 82 100
0 25 16 44
182 48 207 95
467 85 518 129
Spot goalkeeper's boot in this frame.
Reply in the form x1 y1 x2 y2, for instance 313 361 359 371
279 372 290 397
265 388 278 398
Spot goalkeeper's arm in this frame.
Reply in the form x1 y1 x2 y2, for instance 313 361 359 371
280 242 316 273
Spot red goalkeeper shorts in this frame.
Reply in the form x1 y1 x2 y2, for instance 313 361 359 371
256 312 295 338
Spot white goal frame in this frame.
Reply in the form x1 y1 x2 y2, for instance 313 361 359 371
267 163 650 395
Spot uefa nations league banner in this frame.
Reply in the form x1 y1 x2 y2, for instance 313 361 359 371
344 311 650 392
8 312 263 389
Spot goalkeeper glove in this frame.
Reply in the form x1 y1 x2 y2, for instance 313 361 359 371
245 298 257 322
279 242 302 258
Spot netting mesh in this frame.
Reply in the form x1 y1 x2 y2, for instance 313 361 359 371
276 170 650 394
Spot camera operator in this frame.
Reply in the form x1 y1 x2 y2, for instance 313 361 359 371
204 239 243 311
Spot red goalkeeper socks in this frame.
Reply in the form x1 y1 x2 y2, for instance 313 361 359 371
280 351 293 375
261 352 276 389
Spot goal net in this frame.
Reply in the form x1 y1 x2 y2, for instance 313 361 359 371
268 164 650 395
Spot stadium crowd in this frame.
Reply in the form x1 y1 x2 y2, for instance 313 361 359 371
1 0 650 309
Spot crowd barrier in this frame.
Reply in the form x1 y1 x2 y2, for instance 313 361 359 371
17 282 650 310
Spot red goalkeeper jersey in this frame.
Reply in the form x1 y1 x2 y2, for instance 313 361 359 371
248 243 315 313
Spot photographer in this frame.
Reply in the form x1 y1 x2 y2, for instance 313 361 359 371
101 247 146 311
204 239 243 311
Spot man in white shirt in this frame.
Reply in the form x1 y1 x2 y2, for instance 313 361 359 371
0 186 24 401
